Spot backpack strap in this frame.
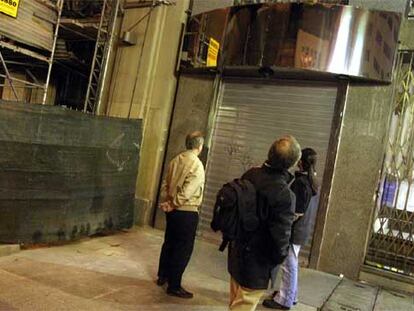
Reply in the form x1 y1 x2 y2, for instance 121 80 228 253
219 239 229 252
238 180 259 232
218 180 241 252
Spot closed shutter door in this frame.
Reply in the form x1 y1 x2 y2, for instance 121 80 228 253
200 79 337 265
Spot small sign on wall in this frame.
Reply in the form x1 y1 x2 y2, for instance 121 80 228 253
207 38 220 67
0 0 20 18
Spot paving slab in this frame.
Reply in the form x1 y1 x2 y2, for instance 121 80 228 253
360 267 414 295
374 288 414 311
0 245 20 257
298 269 342 308
322 279 379 311
268 268 341 309
256 302 317 311
135 305 228 311
0 228 410 311
0 268 121 311
294 303 318 311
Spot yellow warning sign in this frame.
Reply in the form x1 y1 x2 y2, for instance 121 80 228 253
207 38 219 67
0 0 20 18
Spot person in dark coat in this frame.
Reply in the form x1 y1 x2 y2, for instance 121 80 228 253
228 135 302 311
263 148 318 310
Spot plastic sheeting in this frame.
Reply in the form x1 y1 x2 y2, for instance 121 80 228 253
0 101 142 243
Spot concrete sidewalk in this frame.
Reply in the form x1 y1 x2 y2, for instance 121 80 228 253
0 228 411 311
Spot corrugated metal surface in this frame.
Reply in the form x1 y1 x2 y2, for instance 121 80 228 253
0 0 56 51
199 79 337 264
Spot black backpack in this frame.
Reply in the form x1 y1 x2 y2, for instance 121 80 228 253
210 178 259 252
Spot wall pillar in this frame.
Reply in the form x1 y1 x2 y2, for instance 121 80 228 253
311 83 393 279
106 1 190 225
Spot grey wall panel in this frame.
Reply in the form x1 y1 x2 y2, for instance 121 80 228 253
0 101 142 244
0 103 139 149
154 74 215 229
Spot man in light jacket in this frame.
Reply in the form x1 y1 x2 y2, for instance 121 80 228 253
156 131 205 299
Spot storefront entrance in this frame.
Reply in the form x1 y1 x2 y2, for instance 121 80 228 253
199 78 338 265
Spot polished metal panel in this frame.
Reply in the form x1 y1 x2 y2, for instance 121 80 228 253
182 3 402 83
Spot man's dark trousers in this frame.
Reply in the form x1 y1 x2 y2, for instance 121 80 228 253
157 210 199 289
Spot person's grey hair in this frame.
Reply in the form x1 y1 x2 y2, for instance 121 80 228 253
267 135 301 170
185 131 204 150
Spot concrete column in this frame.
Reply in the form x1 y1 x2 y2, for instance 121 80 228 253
106 1 191 225
311 83 393 279
153 74 217 229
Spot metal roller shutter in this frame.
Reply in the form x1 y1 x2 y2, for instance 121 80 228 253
199 78 337 265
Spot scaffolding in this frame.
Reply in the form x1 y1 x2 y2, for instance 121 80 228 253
83 0 120 113
0 0 64 105
0 0 119 113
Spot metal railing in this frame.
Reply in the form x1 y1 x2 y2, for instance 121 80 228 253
366 51 414 278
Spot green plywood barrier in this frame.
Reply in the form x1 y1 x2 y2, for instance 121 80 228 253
0 101 142 244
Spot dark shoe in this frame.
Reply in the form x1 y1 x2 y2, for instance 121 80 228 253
156 277 168 286
262 299 290 310
167 287 194 299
